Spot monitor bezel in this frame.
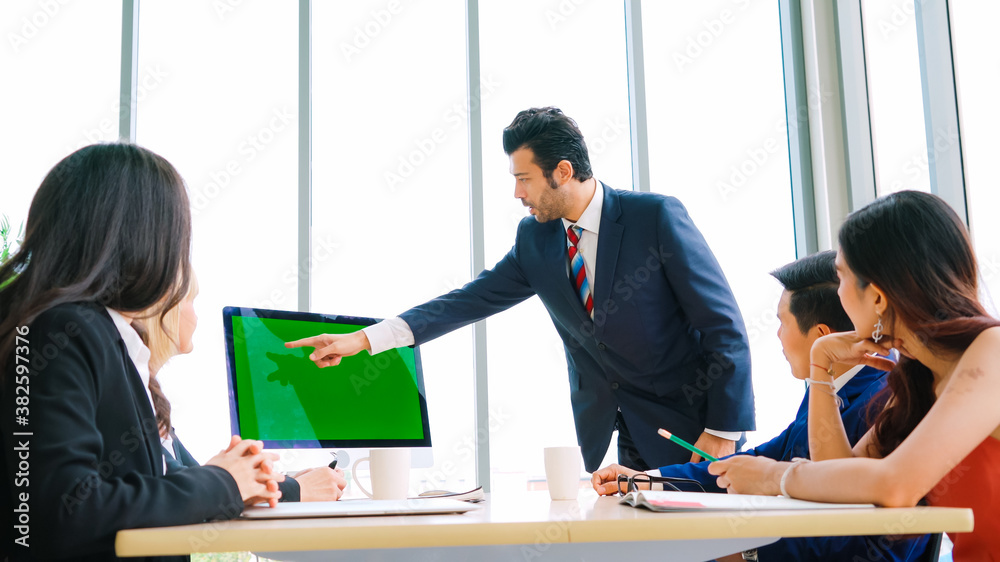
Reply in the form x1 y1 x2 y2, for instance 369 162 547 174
223 306 432 449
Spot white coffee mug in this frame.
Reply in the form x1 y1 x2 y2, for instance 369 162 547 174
351 448 411 500
544 446 582 500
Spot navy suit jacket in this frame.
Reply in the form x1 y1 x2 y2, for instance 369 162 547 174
656 366 928 561
1 302 243 562
400 185 754 470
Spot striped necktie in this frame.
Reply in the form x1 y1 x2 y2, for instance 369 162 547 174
566 225 593 318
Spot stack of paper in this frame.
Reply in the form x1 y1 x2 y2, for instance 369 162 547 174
620 491 874 512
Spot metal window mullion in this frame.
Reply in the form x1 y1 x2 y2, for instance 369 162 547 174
465 0 491 493
832 0 876 211
298 0 312 312
793 0 852 250
119 0 139 141
779 0 818 258
914 0 968 226
624 0 649 193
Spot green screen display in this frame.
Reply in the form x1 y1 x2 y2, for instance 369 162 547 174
226 309 429 446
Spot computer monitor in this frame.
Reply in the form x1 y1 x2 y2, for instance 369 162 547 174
222 307 433 468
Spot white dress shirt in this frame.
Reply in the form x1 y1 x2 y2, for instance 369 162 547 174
560 180 603 295
106 308 155 415
364 180 737 441
160 434 175 457
828 364 863 393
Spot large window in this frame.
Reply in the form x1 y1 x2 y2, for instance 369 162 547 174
861 0 931 195
642 0 796 447
15 0 994 494
478 0 633 484
311 0 477 492
0 1 121 230
135 0 299 463
950 1 1000 316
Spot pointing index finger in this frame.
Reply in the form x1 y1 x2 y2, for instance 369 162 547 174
285 335 324 349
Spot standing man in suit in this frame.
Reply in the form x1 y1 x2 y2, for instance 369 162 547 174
288 107 754 472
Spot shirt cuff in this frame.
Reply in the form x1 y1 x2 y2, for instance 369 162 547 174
704 429 742 441
362 316 415 355
644 468 663 491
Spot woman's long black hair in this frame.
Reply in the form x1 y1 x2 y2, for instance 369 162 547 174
839 190 1000 457
0 143 192 380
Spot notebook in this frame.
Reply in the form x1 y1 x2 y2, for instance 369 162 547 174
240 498 482 519
620 490 874 512
416 486 485 503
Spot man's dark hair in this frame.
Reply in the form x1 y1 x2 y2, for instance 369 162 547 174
502 107 593 183
769 250 853 334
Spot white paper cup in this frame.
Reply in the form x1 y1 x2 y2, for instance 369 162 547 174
351 448 411 500
543 446 582 500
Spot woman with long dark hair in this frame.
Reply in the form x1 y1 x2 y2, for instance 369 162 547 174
709 191 1000 559
0 143 282 561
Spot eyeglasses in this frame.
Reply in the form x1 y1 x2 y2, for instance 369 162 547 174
616 473 706 496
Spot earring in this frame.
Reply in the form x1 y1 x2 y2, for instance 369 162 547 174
872 314 884 343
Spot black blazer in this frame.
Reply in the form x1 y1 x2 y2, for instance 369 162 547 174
1 302 243 561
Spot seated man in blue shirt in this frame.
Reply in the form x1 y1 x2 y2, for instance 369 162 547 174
591 251 928 561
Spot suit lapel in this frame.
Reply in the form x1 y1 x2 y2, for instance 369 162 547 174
546 221 592 326
96 305 162 476
116 339 162 476
593 184 623 340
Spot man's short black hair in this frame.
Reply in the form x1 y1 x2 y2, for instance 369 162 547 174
502 107 593 183
770 250 853 334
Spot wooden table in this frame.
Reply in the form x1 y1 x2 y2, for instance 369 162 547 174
116 490 973 561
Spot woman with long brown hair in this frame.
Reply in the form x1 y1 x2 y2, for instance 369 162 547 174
0 143 283 561
709 191 1000 559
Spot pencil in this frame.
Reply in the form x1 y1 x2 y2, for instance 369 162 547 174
657 428 720 462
